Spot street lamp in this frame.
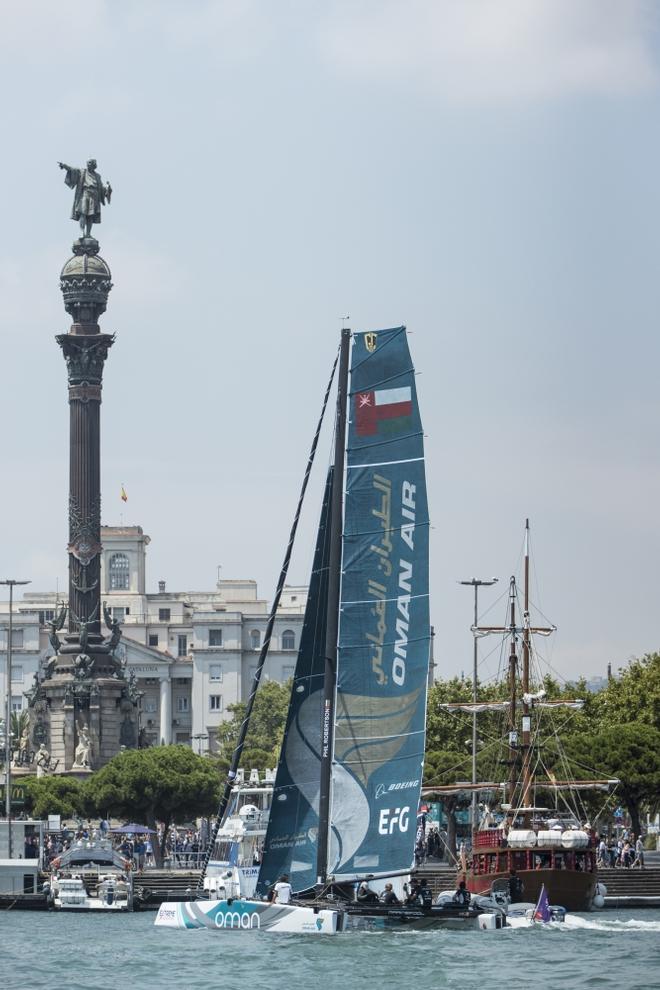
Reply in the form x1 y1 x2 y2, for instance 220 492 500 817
2 578 31 859
458 577 497 831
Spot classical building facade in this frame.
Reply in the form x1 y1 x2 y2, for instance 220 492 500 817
0 525 307 756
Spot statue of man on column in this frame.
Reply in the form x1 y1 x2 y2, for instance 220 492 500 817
58 159 112 239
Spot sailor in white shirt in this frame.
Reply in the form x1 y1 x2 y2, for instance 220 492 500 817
273 874 293 904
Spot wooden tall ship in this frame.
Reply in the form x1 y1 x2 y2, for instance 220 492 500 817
430 522 615 911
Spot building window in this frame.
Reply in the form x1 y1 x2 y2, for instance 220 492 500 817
145 701 157 714
281 630 295 651
159 608 171 621
210 665 223 682
176 697 189 713
112 607 126 621
9 629 24 649
38 610 55 625
178 635 188 657
250 629 260 650
11 696 23 712
148 634 159 647
109 552 130 590
209 629 223 647
11 666 24 683
209 695 223 712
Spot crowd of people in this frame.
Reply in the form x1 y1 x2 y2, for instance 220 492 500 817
596 833 646 869
30 820 214 870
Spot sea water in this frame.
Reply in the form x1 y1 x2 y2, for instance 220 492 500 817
1 909 658 990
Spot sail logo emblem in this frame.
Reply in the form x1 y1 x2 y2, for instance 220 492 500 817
214 910 261 929
365 332 377 352
375 780 419 800
378 807 410 834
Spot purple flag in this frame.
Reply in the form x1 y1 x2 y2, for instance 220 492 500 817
534 884 551 922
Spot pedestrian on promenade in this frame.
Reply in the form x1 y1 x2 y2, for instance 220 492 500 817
632 836 645 869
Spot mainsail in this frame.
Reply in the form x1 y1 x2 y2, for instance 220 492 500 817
329 327 431 880
256 471 334 895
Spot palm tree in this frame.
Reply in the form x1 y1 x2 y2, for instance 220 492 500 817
10 710 30 748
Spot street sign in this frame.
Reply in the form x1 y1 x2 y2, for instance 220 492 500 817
0 784 26 808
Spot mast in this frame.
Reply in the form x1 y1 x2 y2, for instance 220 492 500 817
506 576 518 812
316 327 350 886
197 349 339 894
521 519 533 813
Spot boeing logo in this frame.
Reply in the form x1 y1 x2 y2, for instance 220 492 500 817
375 780 420 800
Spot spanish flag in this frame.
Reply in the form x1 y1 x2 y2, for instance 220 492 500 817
120 485 128 502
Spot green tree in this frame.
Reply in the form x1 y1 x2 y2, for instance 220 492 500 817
83 746 220 864
215 679 291 772
23 776 86 820
589 653 660 733
565 723 660 837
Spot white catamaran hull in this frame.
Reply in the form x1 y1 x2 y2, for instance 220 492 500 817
154 898 339 934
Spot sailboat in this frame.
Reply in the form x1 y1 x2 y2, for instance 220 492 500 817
426 522 616 913
155 327 504 934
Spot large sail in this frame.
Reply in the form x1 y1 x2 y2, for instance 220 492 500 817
256 470 333 896
329 327 430 880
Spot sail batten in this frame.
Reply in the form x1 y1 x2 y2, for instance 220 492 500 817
330 327 430 881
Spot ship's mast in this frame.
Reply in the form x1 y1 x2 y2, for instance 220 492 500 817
506 576 518 808
521 519 533 815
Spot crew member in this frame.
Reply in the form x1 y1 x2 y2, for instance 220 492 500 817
509 869 523 901
357 881 379 903
380 882 400 905
404 879 421 905
273 874 293 904
453 880 470 906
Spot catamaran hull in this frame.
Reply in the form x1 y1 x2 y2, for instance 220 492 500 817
154 898 339 934
343 906 490 931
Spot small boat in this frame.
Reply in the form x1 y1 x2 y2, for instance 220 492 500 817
505 883 566 928
156 327 505 935
48 838 133 911
203 775 273 898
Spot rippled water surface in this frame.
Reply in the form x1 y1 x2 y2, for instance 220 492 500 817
2 909 658 990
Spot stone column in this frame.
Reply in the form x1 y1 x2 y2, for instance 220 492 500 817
159 678 172 745
57 243 114 653
25 224 138 773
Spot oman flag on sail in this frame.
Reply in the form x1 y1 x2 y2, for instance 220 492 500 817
355 387 413 436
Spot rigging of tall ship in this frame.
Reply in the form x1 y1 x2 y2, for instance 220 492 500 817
424 520 618 912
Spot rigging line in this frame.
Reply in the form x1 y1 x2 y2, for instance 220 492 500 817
348 366 415 394
342 592 429 606
477 584 509 622
197 345 340 894
540 715 592 822
347 455 425 469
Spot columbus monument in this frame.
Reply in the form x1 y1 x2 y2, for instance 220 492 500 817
26 161 139 773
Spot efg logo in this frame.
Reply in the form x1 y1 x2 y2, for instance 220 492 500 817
214 910 261 929
378 807 410 835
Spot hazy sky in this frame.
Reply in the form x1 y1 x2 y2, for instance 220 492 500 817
1 1 659 685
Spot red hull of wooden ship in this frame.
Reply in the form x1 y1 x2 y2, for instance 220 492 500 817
462 831 597 911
